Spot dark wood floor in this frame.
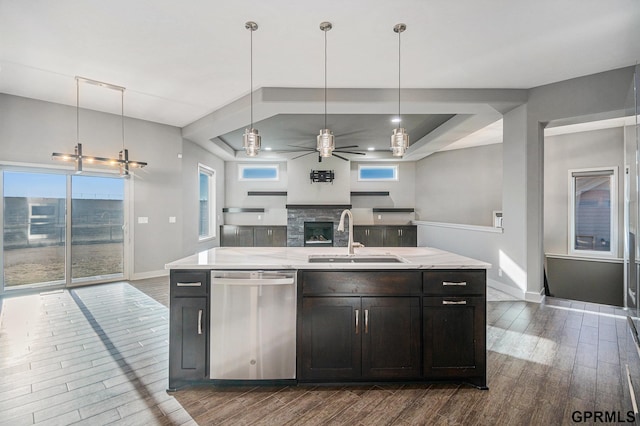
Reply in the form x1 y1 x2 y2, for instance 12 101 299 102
0 276 633 425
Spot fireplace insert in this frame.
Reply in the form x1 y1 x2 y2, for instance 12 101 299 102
304 222 333 246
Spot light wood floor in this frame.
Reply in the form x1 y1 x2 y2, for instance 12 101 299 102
0 276 633 425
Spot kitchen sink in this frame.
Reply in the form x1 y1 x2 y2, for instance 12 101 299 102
307 254 407 263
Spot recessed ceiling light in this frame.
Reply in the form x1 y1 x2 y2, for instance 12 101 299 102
264 147 272 151
367 147 375 151
391 117 401 123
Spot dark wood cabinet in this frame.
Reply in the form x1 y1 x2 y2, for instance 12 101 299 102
253 226 287 247
300 297 361 380
423 296 485 385
220 225 254 247
169 270 209 390
383 226 417 247
220 225 287 247
361 297 421 378
423 269 486 389
353 225 417 247
299 271 422 381
353 226 385 247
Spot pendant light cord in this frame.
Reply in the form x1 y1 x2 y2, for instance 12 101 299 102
121 89 125 151
250 26 254 129
398 29 401 121
76 78 80 143
324 27 327 129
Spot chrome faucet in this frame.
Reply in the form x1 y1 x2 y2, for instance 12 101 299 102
337 209 364 255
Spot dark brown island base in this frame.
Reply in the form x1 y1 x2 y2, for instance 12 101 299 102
165 247 489 391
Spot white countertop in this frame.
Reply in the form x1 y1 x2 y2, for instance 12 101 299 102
165 247 491 270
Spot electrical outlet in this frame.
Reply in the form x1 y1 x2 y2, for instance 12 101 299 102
258 215 262 220
377 215 382 220
138 217 148 224
498 268 502 277
169 216 176 223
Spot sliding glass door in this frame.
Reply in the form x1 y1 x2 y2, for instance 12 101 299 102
3 171 67 287
71 175 124 282
2 170 126 290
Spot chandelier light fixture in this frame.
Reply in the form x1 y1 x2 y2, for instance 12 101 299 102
317 21 335 158
52 76 147 177
242 21 261 157
390 23 409 157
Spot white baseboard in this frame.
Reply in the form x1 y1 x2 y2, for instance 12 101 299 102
525 289 546 304
487 278 525 300
131 269 169 281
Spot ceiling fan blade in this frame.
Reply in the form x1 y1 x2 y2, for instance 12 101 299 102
287 144 315 150
335 150 366 155
332 153 350 161
292 151 316 160
335 145 359 149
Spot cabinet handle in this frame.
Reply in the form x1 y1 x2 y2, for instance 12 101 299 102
197 309 203 335
443 300 467 305
364 309 369 334
442 281 467 286
177 282 202 287
355 309 359 334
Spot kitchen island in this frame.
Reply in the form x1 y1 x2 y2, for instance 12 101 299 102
165 247 490 391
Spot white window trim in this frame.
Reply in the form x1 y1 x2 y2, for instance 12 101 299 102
238 164 280 181
357 164 399 181
198 164 216 241
568 166 618 258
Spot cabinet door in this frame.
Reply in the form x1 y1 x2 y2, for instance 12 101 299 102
254 226 287 247
423 296 486 387
169 297 207 389
300 297 361 380
397 226 417 247
361 297 421 379
220 225 254 247
353 226 384 247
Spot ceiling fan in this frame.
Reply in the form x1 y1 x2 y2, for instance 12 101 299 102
288 143 366 162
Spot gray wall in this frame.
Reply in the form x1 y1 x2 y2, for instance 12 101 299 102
546 257 623 306
414 144 502 226
0 93 222 280
544 127 624 256
224 161 288 226
181 139 225 255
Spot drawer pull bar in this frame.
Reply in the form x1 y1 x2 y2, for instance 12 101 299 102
442 281 467 286
197 309 203 335
364 309 369 334
443 300 467 305
177 282 202 287
355 309 360 335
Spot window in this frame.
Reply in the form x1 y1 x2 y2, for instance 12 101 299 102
199 164 216 240
569 167 617 257
358 165 398 181
238 164 279 181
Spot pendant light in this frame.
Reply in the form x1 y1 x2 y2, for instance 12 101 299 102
317 21 335 158
242 21 261 157
391 23 409 157
52 76 147 176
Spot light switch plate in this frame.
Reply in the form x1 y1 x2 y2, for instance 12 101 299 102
169 216 176 223
138 217 148 224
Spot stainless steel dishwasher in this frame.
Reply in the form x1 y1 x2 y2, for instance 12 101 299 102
210 270 296 380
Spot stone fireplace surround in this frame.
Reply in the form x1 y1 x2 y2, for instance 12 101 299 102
286 205 351 247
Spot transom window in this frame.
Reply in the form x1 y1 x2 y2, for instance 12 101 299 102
358 165 398 181
238 164 279 181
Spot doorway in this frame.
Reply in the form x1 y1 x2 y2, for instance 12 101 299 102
2 170 127 290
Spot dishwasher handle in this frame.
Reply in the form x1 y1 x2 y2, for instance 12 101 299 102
212 277 294 286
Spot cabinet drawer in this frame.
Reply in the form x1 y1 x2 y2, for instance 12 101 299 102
171 270 209 297
423 270 485 296
302 271 421 295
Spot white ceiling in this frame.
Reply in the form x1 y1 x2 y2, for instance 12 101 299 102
1 0 638 131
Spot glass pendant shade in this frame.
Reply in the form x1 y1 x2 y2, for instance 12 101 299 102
243 128 261 157
316 128 335 158
391 127 409 157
